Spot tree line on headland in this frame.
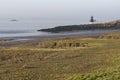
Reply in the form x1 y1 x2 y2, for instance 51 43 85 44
38 20 120 33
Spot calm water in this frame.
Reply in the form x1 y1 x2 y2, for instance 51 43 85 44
0 19 88 37
0 19 120 38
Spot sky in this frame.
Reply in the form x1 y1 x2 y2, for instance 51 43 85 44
0 0 120 22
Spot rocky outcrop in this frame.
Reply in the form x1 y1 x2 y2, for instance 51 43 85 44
38 20 120 33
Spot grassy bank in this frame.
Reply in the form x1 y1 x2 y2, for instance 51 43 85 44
0 34 120 80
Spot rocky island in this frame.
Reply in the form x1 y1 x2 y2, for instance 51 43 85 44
38 20 120 33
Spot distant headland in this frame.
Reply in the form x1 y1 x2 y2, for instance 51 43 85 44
38 17 120 33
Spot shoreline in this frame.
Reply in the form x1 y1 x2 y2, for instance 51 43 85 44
1 29 120 39
0 29 120 47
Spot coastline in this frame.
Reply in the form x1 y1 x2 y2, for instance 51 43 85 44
38 20 120 33
0 29 120 47
0 34 96 47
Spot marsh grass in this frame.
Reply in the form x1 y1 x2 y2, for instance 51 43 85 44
0 34 120 80
99 33 120 39
67 66 120 80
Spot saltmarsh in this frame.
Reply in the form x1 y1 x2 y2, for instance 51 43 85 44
0 34 120 80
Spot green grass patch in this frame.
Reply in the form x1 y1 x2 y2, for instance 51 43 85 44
67 66 120 80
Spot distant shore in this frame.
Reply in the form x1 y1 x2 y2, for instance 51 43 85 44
38 20 120 33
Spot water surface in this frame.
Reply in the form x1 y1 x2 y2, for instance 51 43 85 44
0 19 120 38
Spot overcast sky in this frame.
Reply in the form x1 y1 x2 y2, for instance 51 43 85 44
0 0 120 22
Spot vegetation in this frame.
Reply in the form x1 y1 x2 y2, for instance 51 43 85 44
67 66 120 80
0 33 120 80
38 39 89 48
99 33 120 39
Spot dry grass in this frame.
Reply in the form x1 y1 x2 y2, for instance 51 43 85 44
0 34 120 80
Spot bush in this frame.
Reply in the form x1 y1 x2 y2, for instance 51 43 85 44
38 39 89 48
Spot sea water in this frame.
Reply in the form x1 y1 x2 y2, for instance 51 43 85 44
0 19 87 37
0 19 120 38
0 19 60 37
